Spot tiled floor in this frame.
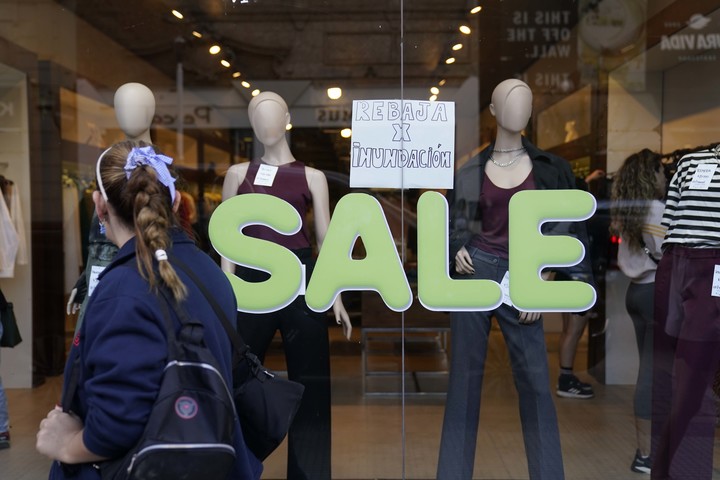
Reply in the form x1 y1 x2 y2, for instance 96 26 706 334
3 324 720 479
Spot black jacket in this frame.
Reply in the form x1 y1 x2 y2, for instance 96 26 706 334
447 136 594 284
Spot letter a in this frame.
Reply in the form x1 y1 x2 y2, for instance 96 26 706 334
305 193 412 312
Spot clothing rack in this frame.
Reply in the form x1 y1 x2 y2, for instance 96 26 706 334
661 142 720 164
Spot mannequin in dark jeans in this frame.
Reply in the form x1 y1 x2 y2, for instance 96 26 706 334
438 78 593 480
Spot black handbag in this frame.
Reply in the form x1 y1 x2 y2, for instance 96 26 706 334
0 289 21 348
170 254 305 461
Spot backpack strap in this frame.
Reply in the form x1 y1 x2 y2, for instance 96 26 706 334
166 252 250 364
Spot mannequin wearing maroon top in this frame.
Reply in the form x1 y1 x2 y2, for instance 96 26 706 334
221 91 350 480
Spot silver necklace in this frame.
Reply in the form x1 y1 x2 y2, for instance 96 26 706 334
493 146 525 153
489 148 526 167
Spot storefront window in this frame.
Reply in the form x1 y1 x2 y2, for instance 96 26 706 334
3 0 720 478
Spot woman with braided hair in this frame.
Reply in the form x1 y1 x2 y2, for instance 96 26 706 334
36 141 262 479
611 148 667 475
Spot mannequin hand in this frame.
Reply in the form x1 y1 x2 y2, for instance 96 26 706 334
332 297 352 341
36 406 83 462
455 247 474 275
66 288 81 316
518 311 541 324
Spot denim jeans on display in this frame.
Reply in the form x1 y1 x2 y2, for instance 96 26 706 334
437 246 564 480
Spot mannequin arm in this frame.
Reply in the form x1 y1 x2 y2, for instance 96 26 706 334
220 164 249 274
306 167 352 340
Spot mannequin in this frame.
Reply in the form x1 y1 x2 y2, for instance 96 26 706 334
221 91 349 480
652 146 720 479
66 83 156 328
438 79 592 480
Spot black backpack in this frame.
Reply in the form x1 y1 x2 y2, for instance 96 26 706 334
63 287 238 480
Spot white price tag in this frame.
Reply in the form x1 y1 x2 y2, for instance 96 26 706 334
500 271 513 306
88 265 106 297
688 164 717 190
712 265 720 298
254 164 279 187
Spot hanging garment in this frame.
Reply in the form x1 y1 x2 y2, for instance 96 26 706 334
0 191 18 277
62 182 83 293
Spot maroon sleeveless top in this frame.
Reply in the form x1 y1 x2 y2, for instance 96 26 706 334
236 160 312 250
469 171 535 259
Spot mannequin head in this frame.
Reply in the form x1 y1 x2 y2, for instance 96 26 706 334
114 83 156 143
489 79 533 134
247 91 290 147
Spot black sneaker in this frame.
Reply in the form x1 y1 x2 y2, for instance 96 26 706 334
556 374 594 399
0 431 9 450
630 449 651 474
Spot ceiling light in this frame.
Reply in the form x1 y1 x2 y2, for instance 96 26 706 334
192 31 203 38
459 25 471 35
209 45 221 55
286 123 293 131
429 95 438 102
452 43 463 51
438 79 447 86
171 9 184 20
327 87 342 100
241 81 251 88
232 71 242 78
220 59 231 68
252 89 261 96
430 87 440 95
340 128 352 138
470 6 482 14
445 57 456 64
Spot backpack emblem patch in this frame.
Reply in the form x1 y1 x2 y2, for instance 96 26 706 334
175 396 199 419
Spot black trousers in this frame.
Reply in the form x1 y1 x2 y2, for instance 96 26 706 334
236 251 331 480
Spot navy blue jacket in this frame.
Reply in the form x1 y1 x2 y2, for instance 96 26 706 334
50 231 262 480
447 137 595 284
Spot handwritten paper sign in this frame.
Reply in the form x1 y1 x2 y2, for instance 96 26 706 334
349 99 455 189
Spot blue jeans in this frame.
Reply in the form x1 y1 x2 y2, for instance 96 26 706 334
437 247 564 480
0 320 8 432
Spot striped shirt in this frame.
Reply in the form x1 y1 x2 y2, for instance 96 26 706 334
662 148 720 248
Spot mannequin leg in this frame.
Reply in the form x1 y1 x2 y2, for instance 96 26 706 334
652 254 674 479
280 298 331 480
652 248 720 479
437 309 491 480
235 310 281 362
497 305 565 480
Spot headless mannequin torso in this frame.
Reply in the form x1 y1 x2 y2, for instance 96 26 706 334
222 91 351 339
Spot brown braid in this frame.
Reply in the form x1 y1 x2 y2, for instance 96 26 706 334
96 141 187 301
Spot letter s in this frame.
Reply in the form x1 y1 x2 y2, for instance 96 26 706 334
209 194 304 313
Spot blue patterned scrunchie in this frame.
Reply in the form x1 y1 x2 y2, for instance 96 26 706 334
124 146 176 202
